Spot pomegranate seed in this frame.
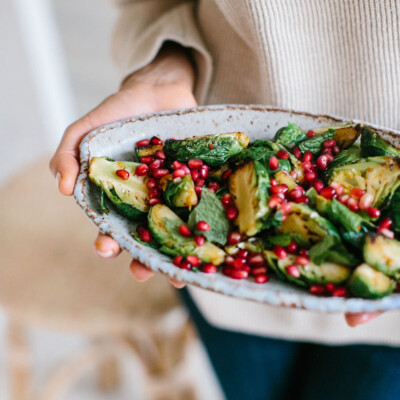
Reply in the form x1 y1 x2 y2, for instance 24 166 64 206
225 256 235 267
290 171 298 179
326 154 334 163
325 283 336 293
330 182 343 196
304 171 316 182
277 150 290 159
226 206 238 219
149 159 161 170
299 249 309 256
152 169 169 178
179 224 191 237
149 198 161 205
255 274 269 284
301 161 313 172
221 193 233 207
200 164 210 179
146 178 157 189
196 179 205 187
230 270 249 279
270 184 289 195
322 147 332 155
208 182 220 192
227 231 241 245
280 201 293 214
332 145 341 154
338 194 350 204
181 165 191 175
139 228 152 242
303 151 313 162
155 150 166 159
197 221 210 231
116 169 130 180
188 159 203 169
180 261 192 270
194 235 205 246
367 207 381 219
309 284 325 295
296 196 310 204
313 179 324 193
295 255 309 266
379 217 393 230
320 187 336 200
270 178 278 186
274 245 287 259
173 169 186 179
187 255 201 266
191 169 200 181
351 188 365 200
150 136 162 146
378 228 394 239
202 263 217 273
323 139 336 148
359 193 374 210
135 164 149 176
287 187 304 201
293 147 302 159
316 155 328 171
233 257 246 269
248 254 265 268
306 130 316 138
222 267 233 276
173 255 183 266
251 267 268 276
269 156 279 171
238 249 249 259
195 186 203 196
149 188 161 198
141 156 154 164
136 139 150 147
332 287 347 297
242 265 251 273
287 241 298 254
286 264 301 278
222 169 232 180
347 197 359 212
172 160 182 170
268 194 284 208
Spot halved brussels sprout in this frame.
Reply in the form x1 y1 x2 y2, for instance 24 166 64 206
164 132 249 167
264 251 351 287
361 127 400 158
324 145 361 178
224 237 265 256
160 174 198 208
364 234 400 280
148 204 225 265
89 157 149 219
273 123 306 147
135 144 163 159
229 160 271 236
274 170 297 190
313 123 363 149
348 263 395 299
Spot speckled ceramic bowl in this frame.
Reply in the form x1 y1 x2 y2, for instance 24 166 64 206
74 105 400 313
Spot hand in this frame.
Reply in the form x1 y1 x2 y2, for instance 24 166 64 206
49 43 196 288
345 311 383 327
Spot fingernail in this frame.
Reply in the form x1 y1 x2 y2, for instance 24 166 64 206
56 172 61 188
97 249 114 258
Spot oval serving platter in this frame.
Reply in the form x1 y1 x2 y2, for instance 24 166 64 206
74 105 400 313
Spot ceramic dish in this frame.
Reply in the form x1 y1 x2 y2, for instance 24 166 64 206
74 105 400 313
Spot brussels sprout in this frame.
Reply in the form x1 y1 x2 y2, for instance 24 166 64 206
364 234 400 280
148 204 225 265
264 251 351 287
361 127 400 158
224 237 265 256
298 129 335 154
273 123 307 147
229 160 271 236
274 170 297 190
135 144 163 160
328 156 400 207
348 263 395 299
160 174 198 208
277 203 340 246
89 157 149 220
381 191 400 236
208 163 230 182
313 123 362 149
163 132 249 167
324 145 361 178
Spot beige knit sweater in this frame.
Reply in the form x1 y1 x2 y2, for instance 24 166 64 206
112 0 400 345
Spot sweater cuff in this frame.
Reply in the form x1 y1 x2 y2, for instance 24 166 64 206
112 2 212 104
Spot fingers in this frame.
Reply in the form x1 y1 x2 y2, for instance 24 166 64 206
168 278 186 289
94 232 121 259
129 259 155 281
345 311 383 327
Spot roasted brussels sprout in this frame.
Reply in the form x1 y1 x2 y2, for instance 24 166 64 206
224 237 265 256
135 144 163 159
273 123 306 147
148 204 225 265
160 174 198 208
163 132 249 167
361 127 400 158
348 263 395 299
298 129 335 154
264 251 351 287
274 170 297 190
364 234 400 280
229 160 271 236
381 191 400 236
324 145 361 177
313 123 362 149
89 157 149 220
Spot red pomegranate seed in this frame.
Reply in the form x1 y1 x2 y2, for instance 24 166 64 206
172 160 182 170
274 245 287 259
286 264 301 278
191 169 200 181
287 241 298 254
251 267 268 276
347 197 359 212
306 130 316 138
146 178 157 189
194 235 205 246
139 228 152 242
378 227 394 239
173 169 186 179
221 193 233 207
359 193 374 210
208 182 220 192
116 169 130 180
152 169 169 178
149 159 161 170
301 161 313 172
196 179 205 187
296 196 310 204
332 145 341 154
155 150 166 159
338 194 350 204
290 171 298 179
187 255 201 267
316 155 328 171
230 270 249 280
179 224 191 237
202 263 217 273
238 249 249 259
197 221 210 231
304 171 316 183
332 287 347 297
293 147 302 159
227 231 241 245
351 188 365 200
313 179 324 193
330 182 343 196
269 156 279 171
326 154 334 163
303 151 313 162
136 139 150 147
233 257 246 269
150 136 163 146
270 184 289 195
248 254 265 268
226 206 238 220
149 198 161 205
270 178 278 186
320 187 336 200
222 267 233 276
295 255 309 266
255 274 269 284
141 156 154 164
325 282 336 293
188 159 203 169
242 265 251 273
322 147 332 155
149 188 161 198
225 256 235 267
135 164 149 176
182 165 191 175
323 139 336 148
379 217 393 230
367 207 381 219
299 249 309 256
180 261 192 270
195 186 203 196
268 194 284 208
280 201 293 214
200 165 210 179
222 169 232 180
173 255 183 266
277 150 290 159
309 284 325 295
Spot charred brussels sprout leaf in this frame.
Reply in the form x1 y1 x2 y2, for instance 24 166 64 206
381 191 400 236
162 175 198 208
135 144 163 160
273 123 306 147
313 123 362 149
361 127 400 158
264 233 309 248
298 129 335 154
164 132 249 167
324 145 361 180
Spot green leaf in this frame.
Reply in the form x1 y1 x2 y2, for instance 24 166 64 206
263 211 283 229
100 190 109 214
273 123 307 147
188 188 229 246
298 129 335 154
131 232 159 249
266 233 309 248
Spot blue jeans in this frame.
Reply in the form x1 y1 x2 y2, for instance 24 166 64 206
179 288 400 400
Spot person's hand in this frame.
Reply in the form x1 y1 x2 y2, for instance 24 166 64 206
49 44 196 288
345 311 383 327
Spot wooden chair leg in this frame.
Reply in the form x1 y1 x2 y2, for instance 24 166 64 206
7 317 31 400
96 355 120 392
